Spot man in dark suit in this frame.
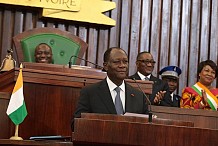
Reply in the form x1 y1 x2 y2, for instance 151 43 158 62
73 47 148 129
159 66 182 107
129 51 172 106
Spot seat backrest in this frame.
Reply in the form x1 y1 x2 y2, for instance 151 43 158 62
13 27 88 65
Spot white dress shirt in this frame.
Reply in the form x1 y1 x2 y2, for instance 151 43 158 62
137 71 151 80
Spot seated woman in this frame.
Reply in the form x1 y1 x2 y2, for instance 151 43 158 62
34 43 53 63
180 60 218 110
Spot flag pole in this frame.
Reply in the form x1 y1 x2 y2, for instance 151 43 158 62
6 63 27 140
9 125 23 140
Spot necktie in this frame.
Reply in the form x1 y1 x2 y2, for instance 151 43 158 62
144 76 149 80
114 87 124 115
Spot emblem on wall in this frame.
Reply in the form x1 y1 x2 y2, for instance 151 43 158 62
0 0 116 26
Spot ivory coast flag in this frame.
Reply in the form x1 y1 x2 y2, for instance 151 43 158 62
6 64 27 125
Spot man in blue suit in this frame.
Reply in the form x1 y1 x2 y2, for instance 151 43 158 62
159 65 182 107
72 47 148 130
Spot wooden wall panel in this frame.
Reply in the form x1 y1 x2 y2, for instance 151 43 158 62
0 0 218 96
109 0 121 48
78 26 88 66
13 11 23 62
187 0 200 89
150 0 162 75
169 0 181 67
210 0 218 87
0 10 3 60
1 10 13 61
139 0 152 53
129 0 141 75
87 28 99 68
178 0 191 94
120 0 131 55
159 0 171 69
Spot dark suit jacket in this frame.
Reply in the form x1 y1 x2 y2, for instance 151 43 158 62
74 79 148 121
129 73 172 106
172 94 181 107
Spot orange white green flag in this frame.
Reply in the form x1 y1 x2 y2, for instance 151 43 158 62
6 64 27 125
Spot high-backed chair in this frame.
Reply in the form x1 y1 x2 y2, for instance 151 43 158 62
13 27 88 65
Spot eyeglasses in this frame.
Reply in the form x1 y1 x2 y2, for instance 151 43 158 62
137 60 156 65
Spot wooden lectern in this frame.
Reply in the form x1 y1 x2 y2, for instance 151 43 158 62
151 105 218 129
73 113 218 146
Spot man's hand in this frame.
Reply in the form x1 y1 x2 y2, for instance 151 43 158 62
154 91 166 104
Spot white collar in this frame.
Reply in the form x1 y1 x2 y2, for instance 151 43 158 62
106 76 125 92
137 71 151 80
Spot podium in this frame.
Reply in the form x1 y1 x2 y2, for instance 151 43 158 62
73 113 218 146
0 62 153 139
151 105 218 129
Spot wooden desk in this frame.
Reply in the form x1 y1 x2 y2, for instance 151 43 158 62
80 113 194 127
0 139 73 146
73 113 218 146
0 63 153 139
151 105 218 129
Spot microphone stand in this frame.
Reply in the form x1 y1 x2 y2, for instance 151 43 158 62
68 55 103 69
69 56 73 68
133 78 153 123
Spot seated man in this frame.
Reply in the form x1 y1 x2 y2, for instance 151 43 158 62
72 47 148 130
129 51 172 106
34 43 53 63
159 66 182 107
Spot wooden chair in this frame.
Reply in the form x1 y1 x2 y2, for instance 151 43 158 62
13 27 88 65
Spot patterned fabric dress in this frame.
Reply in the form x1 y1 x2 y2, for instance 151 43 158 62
180 83 218 110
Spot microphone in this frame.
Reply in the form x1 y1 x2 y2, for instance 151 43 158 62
132 78 153 123
69 55 103 69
